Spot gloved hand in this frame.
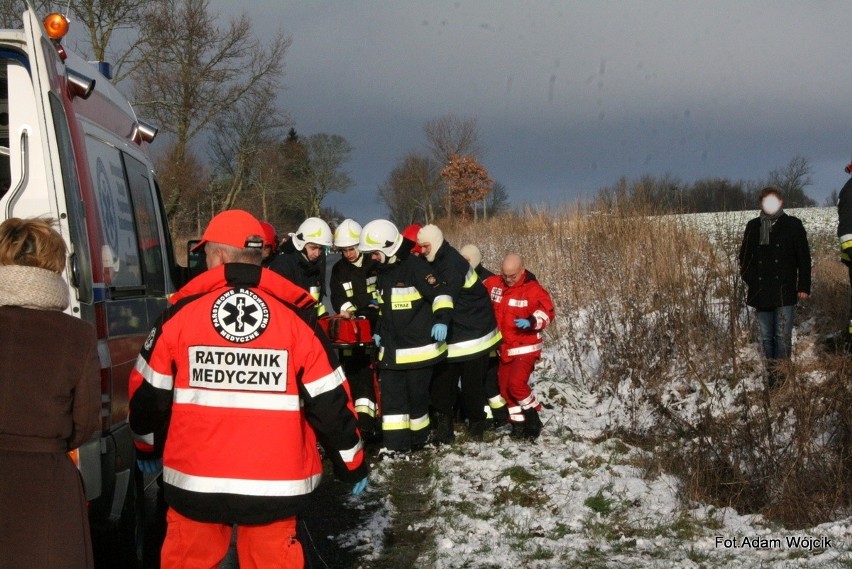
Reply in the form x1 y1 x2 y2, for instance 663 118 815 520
372 333 381 346
137 457 162 474
352 477 369 496
515 317 532 330
431 323 448 342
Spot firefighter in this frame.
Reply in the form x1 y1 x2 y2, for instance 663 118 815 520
460 244 494 279
129 210 367 569
329 218 380 439
401 223 423 255
259 220 279 267
268 216 333 321
359 219 450 455
483 253 555 441
460 243 510 431
840 161 852 347
417 225 502 442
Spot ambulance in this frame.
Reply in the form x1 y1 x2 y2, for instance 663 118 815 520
0 4 181 562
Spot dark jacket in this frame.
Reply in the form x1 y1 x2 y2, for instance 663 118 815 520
374 246 451 370
475 264 495 280
0 306 100 569
329 254 378 320
268 240 328 319
428 241 501 361
739 212 811 309
839 177 852 264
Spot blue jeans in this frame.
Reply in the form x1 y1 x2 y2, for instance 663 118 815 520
756 305 795 361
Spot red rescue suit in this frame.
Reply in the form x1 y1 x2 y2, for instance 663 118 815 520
483 270 555 423
129 263 367 530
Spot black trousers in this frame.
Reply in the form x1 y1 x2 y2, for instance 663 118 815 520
847 265 852 337
430 352 490 423
379 366 432 451
340 347 377 433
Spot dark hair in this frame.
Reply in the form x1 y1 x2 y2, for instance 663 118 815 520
0 217 66 273
759 187 782 201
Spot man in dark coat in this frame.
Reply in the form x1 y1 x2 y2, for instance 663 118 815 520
418 226 502 442
838 162 852 346
739 187 811 386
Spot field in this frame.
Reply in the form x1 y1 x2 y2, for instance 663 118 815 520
332 207 851 568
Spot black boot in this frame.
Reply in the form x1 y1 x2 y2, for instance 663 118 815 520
522 408 543 441
467 420 488 441
491 405 510 430
430 412 455 446
509 421 525 440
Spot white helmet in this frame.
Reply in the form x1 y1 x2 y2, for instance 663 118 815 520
359 219 403 258
334 218 362 248
290 217 333 250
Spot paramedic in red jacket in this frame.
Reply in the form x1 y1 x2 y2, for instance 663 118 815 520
129 210 368 569
483 253 555 440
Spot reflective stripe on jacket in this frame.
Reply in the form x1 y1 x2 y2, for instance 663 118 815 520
483 270 555 361
374 253 450 369
129 263 366 525
429 241 502 361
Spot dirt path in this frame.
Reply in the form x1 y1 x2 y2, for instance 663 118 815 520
299 449 438 568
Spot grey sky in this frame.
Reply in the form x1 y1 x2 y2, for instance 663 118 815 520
208 0 852 220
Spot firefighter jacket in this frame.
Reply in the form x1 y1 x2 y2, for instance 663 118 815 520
428 241 502 361
839 177 852 265
739 213 811 309
128 263 367 525
475 263 495 280
374 247 451 370
330 254 378 316
268 240 329 319
483 270 555 361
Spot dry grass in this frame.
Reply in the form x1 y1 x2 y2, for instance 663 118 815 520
445 206 852 529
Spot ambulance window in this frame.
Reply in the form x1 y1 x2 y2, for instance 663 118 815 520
123 153 166 296
0 70 8 196
85 136 142 289
49 92 92 303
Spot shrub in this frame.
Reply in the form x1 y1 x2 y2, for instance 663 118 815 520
446 205 851 528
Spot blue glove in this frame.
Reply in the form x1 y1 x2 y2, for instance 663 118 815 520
372 334 381 346
515 318 531 330
352 477 369 496
137 458 162 474
431 323 448 342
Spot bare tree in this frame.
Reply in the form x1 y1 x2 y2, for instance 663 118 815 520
483 180 510 218
296 133 353 218
423 115 482 218
423 114 481 164
0 1 58 28
824 189 839 207
378 152 442 225
133 0 290 221
69 0 148 82
208 83 289 212
766 155 816 207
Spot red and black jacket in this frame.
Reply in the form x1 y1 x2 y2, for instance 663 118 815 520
129 263 366 525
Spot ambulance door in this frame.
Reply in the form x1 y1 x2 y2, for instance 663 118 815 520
14 9 85 315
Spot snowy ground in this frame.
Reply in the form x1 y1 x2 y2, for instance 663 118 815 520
340 346 851 568
335 206 850 567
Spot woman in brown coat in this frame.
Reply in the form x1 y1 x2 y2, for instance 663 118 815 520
0 218 100 569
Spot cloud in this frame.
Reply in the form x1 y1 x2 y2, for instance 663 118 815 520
210 0 852 217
